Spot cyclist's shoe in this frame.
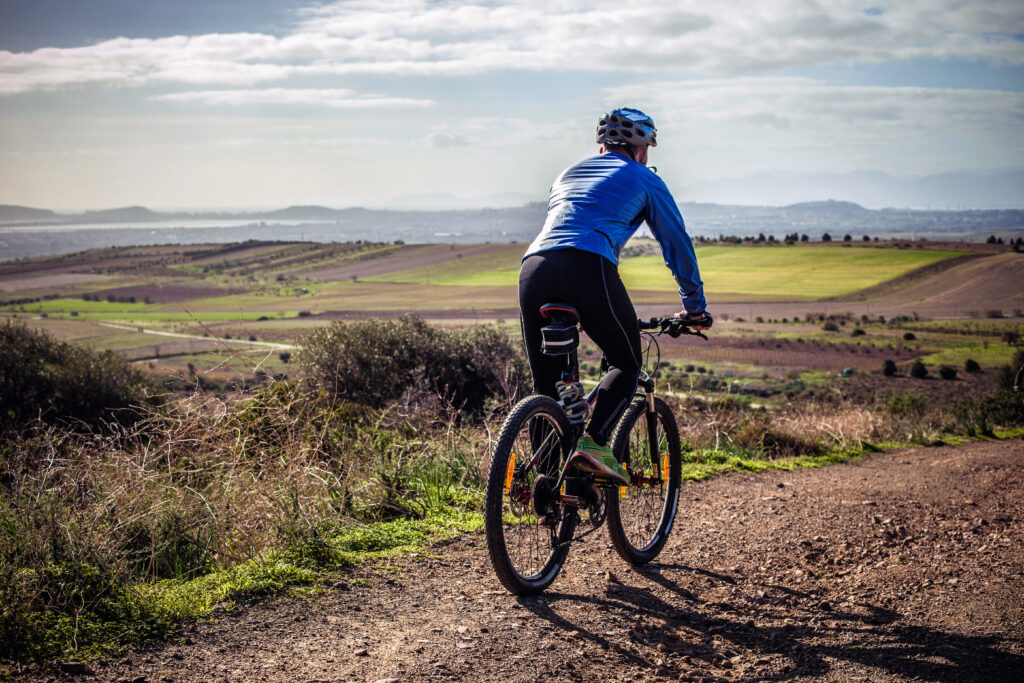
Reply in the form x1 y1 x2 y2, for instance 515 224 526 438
570 435 629 486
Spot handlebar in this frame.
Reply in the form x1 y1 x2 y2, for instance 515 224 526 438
638 316 709 340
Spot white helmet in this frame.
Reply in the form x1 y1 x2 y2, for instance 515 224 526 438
596 108 657 148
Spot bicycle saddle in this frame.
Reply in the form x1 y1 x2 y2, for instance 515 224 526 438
539 303 579 325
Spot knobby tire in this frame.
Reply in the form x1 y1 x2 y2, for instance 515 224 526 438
484 395 577 595
606 396 682 565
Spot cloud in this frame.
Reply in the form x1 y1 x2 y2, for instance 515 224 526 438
155 87 435 108
1 0 1022 95
602 77 1024 174
426 131 472 148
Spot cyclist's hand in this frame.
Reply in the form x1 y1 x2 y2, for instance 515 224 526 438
676 310 713 331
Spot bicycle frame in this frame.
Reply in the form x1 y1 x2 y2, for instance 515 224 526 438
537 316 703 508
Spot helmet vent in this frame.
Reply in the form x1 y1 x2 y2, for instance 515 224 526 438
596 107 657 147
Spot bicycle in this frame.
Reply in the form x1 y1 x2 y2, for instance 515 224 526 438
484 302 707 595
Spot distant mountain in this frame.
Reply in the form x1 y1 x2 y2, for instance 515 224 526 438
255 205 354 221
684 169 1024 209
0 205 59 222
80 206 162 222
782 200 871 215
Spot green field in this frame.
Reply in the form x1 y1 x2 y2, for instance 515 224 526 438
620 245 960 299
360 244 961 300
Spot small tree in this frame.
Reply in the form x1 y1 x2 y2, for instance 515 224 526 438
938 365 957 380
964 358 981 373
882 359 897 376
910 360 929 379
800 234 809 242
279 351 292 364
843 234 852 242
822 233 832 242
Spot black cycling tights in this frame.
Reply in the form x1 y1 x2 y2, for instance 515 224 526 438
519 248 641 446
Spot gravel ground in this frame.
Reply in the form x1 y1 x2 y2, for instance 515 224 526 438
25 438 1024 682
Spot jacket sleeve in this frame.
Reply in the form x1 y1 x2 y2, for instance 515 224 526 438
644 175 707 313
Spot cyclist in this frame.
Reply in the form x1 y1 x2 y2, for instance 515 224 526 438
519 107 711 486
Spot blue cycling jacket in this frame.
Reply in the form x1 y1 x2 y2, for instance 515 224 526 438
524 151 706 313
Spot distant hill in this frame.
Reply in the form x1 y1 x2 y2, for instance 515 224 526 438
80 206 162 222
0 205 59 222
685 168 1024 209
255 205 352 221
782 200 871 216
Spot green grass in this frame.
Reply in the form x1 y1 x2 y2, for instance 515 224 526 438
679 447 865 481
358 244 961 300
918 342 1018 368
620 245 960 299
4 298 150 313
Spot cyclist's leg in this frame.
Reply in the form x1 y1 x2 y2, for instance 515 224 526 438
519 252 574 476
579 252 641 446
518 252 567 402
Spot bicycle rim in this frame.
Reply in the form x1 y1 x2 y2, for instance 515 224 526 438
485 395 576 595
607 397 681 564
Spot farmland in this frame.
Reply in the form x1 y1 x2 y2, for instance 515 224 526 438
0 238 1021 392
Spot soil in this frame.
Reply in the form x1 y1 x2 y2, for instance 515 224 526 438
24 438 1023 682
299 244 511 282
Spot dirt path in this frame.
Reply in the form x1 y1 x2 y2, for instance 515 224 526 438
60 439 1024 682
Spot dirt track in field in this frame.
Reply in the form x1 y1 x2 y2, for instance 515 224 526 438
35 438 1018 683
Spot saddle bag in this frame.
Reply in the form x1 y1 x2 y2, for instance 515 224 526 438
540 323 579 356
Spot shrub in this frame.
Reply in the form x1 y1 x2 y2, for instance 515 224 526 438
910 360 929 379
952 390 1024 437
903 332 916 341
964 358 981 373
822 321 839 332
278 351 292 364
0 320 158 432
938 365 957 380
851 328 866 337
731 415 821 459
995 349 1024 390
882 359 898 376
298 315 529 417
885 392 927 417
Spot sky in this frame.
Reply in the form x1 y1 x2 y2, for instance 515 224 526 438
0 0 1022 211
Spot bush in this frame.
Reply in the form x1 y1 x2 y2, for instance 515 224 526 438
885 392 927 417
995 349 1024 391
964 358 981 373
851 328 866 337
0 320 158 432
910 360 929 379
952 390 1024 437
731 415 821 459
882 359 897 376
903 332 916 341
298 315 529 417
822 321 839 332
938 365 957 380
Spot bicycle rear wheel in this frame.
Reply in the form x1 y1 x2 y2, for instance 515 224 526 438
606 396 682 565
484 395 577 595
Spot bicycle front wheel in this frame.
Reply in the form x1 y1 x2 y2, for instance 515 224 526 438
484 395 577 595
606 396 682 565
